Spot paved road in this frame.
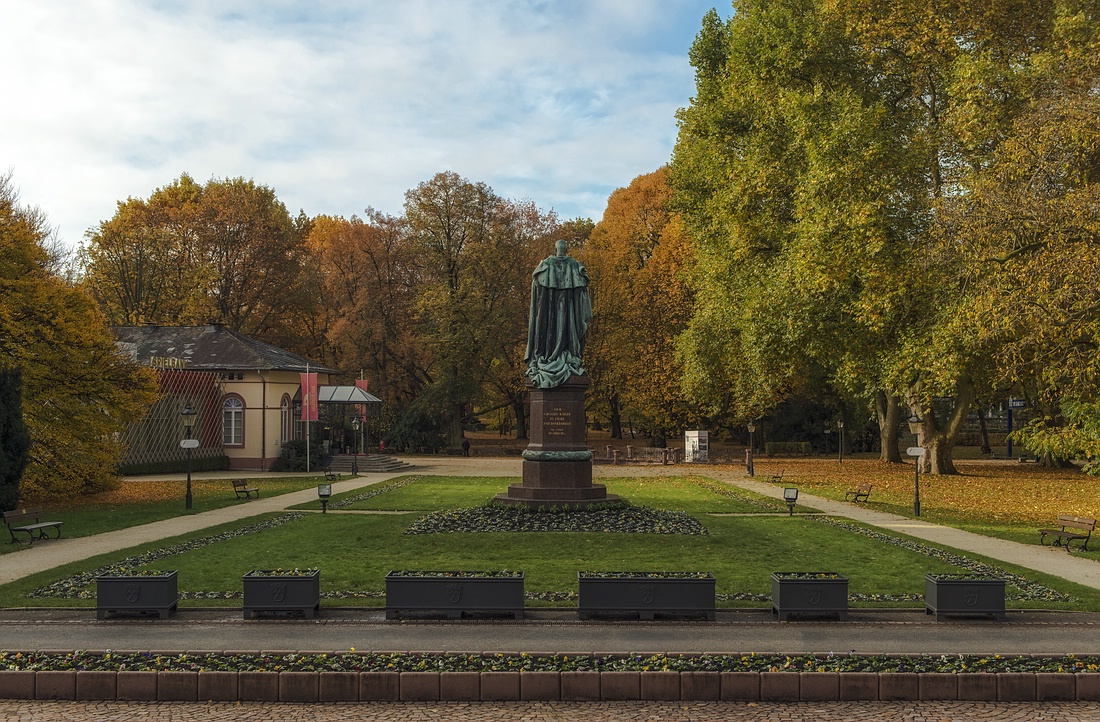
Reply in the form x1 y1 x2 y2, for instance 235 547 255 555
1 700 1097 721
3 608 1100 656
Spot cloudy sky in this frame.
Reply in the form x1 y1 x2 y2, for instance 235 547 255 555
2 1 728 250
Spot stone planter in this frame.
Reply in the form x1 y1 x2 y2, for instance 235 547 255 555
96 571 178 619
771 572 848 621
385 571 525 619
242 570 320 619
925 574 1005 621
577 572 716 620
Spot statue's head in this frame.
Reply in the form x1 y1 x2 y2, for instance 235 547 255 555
555 239 568 256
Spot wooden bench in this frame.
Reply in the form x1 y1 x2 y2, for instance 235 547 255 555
232 479 260 500
3 508 63 545
769 470 785 483
845 483 873 502
1039 515 1096 551
324 468 339 482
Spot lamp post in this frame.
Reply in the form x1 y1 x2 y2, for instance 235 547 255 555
746 422 756 477
317 483 332 514
180 403 196 511
837 419 845 464
783 487 799 516
351 418 360 475
907 414 923 516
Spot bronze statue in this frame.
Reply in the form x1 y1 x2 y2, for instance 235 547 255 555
524 239 591 388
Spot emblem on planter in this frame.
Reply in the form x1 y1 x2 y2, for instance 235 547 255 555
242 570 321 619
446 584 463 603
95 571 178 620
924 574 1005 621
771 573 849 621
639 585 656 605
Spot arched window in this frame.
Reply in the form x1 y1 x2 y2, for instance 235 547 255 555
280 395 290 443
223 396 244 446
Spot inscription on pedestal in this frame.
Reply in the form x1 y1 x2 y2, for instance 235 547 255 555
545 409 570 438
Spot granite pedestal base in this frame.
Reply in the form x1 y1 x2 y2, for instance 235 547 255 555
495 376 617 509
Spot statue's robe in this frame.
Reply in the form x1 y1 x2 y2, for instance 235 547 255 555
524 253 592 388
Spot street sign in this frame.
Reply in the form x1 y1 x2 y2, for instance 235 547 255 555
906 446 925 456
180 439 199 449
1009 398 1027 408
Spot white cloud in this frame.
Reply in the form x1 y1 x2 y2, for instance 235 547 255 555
0 0 727 248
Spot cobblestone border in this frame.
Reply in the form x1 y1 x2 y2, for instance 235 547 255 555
0 668 1096 702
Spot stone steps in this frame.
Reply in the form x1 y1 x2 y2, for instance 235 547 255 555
327 454 411 474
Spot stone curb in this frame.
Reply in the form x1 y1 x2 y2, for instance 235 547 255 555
2 670 1099 701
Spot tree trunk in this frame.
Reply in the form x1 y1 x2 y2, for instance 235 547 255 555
875 392 903 463
448 404 465 449
977 413 991 455
512 398 528 440
908 376 974 475
609 394 622 439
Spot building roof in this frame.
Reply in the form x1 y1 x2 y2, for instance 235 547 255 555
318 386 382 404
112 325 340 375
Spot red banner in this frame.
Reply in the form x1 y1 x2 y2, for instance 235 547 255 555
300 373 319 422
355 379 370 419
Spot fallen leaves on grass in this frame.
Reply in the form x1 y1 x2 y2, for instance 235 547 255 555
743 458 1095 525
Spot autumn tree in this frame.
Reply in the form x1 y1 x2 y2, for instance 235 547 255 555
480 200 561 440
942 30 1100 465
401 172 556 447
0 368 30 511
307 211 427 402
1 174 157 499
82 175 311 349
584 168 695 443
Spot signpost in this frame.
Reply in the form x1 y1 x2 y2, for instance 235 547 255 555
907 446 925 516
1008 398 1026 456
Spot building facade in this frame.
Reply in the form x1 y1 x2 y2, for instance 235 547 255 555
113 325 339 471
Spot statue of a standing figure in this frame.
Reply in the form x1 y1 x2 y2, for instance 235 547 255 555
524 239 592 388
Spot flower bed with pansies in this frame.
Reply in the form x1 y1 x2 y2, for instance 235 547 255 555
3 650 1100 674
926 573 1002 582
405 502 707 535
30 514 306 599
243 568 318 577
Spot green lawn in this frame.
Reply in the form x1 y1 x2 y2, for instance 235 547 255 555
6 474 1099 611
2 476 333 554
310 475 805 514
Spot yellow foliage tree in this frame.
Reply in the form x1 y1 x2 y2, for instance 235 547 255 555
0 174 156 500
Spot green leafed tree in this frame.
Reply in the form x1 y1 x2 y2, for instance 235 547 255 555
672 0 1089 473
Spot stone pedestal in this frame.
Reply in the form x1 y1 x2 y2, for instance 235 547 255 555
495 376 617 508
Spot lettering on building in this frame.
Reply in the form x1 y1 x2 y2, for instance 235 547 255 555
149 356 189 369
